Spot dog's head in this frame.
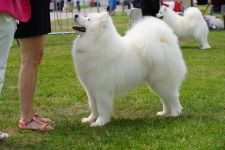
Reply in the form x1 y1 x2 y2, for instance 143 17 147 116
156 6 169 20
73 12 110 37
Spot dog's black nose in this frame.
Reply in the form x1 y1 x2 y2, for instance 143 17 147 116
74 14 79 18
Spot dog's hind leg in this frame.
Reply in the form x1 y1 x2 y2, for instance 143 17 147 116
194 31 211 49
90 92 114 127
82 91 98 124
202 36 211 49
199 36 211 49
147 82 182 117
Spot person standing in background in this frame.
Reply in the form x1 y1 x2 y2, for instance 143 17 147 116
125 0 132 9
0 0 31 139
141 0 161 16
60 0 65 11
76 0 81 12
108 0 117 15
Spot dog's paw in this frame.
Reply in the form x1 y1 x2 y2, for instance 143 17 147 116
156 111 169 116
156 111 182 117
81 114 98 124
201 47 211 50
156 109 182 117
201 45 211 49
90 117 110 127
90 121 105 127
82 118 90 123
169 108 182 117
81 117 95 124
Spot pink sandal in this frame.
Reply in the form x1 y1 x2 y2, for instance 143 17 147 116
34 113 54 124
19 116 52 132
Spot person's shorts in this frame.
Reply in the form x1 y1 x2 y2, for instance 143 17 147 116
15 0 51 39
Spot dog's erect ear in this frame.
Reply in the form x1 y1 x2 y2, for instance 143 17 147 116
101 11 109 17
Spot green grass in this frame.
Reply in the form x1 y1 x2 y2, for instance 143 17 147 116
50 11 129 33
0 14 225 149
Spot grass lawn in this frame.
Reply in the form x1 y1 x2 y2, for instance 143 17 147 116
0 13 225 149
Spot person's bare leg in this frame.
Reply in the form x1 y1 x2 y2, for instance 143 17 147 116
19 35 52 130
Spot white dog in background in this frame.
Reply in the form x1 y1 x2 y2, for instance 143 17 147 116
204 15 224 30
157 6 211 49
72 12 187 127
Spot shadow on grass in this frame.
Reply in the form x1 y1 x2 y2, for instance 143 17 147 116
181 45 200 50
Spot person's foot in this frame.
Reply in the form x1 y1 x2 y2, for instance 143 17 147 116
34 113 54 124
0 131 9 139
19 117 53 132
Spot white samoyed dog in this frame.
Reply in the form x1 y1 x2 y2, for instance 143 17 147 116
157 6 211 49
204 15 224 30
72 12 187 127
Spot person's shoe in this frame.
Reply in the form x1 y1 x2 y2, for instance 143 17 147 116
34 113 54 124
0 131 9 139
19 117 53 132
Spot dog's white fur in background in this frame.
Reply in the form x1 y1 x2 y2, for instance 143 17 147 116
204 15 224 29
72 12 187 127
157 6 211 49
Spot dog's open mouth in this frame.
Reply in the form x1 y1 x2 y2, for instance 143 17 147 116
72 26 86 32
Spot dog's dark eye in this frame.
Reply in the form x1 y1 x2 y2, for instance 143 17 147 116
88 18 91 21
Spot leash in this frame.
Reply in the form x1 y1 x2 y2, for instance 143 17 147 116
203 4 211 15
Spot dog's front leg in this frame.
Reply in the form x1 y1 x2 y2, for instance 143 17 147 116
82 92 98 124
90 93 114 127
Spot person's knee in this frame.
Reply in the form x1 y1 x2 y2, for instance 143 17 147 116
33 51 44 65
22 51 44 67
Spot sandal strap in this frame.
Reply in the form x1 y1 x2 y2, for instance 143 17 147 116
40 123 50 132
19 118 34 127
33 113 53 124
32 116 50 132
19 117 51 132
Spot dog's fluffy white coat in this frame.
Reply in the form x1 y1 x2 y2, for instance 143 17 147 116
157 6 211 49
72 12 187 127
